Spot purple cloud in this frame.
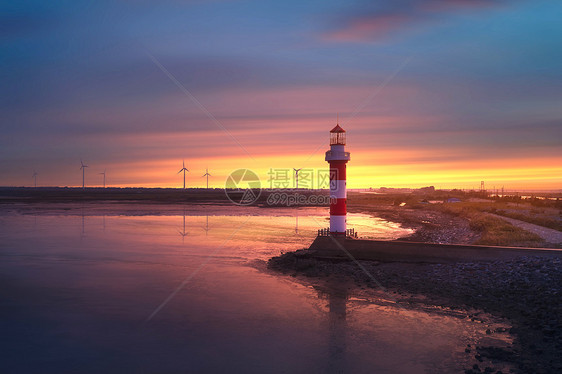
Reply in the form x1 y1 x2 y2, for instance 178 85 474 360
324 0 504 42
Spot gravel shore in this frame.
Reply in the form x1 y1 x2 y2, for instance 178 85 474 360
268 253 562 373
350 205 482 244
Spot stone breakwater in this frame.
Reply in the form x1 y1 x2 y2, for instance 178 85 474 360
268 254 562 374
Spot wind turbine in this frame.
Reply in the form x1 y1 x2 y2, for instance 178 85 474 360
178 160 189 189
202 168 211 189
99 169 106 188
32 170 38 188
294 168 302 189
80 160 88 189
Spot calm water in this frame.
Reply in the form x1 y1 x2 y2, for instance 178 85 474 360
0 204 509 373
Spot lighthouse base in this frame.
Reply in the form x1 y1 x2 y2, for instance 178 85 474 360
307 237 562 263
317 227 358 238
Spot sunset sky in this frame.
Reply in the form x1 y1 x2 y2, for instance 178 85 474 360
2 0 561 190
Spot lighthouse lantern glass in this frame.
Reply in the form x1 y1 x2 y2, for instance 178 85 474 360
330 131 346 145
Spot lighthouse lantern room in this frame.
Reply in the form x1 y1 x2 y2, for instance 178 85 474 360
330 125 346 145
325 123 351 236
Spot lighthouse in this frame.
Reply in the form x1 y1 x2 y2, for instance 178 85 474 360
325 123 351 236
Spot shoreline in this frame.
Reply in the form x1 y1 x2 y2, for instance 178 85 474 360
350 204 561 249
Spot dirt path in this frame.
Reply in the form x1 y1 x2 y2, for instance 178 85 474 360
490 213 562 245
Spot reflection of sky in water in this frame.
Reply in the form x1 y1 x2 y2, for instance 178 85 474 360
0 205 510 373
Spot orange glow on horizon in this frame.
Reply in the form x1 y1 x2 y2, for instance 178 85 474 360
57 151 562 192
12 96 561 191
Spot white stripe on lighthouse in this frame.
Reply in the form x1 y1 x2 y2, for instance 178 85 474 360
330 179 347 199
330 215 346 232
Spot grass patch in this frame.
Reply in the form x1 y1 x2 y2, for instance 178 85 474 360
429 202 544 246
431 201 562 232
469 214 543 246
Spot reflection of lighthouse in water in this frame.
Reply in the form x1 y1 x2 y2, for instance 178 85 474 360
316 283 348 373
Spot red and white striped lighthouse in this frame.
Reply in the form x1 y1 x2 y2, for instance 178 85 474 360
325 123 350 236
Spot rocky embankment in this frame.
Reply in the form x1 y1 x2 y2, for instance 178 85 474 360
269 254 562 374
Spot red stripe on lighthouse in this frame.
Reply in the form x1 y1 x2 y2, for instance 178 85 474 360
330 198 347 215
330 161 346 181
330 161 347 220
